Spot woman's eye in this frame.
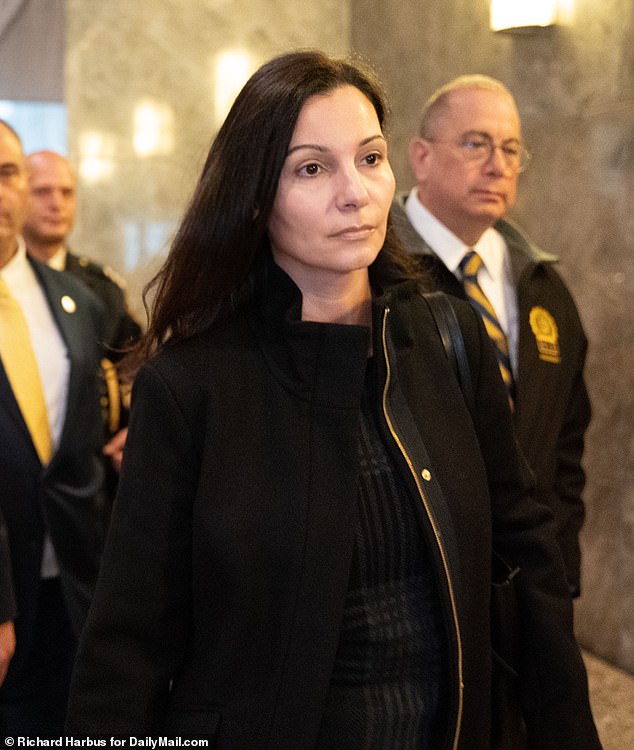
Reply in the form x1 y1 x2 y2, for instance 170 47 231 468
363 152 383 166
300 163 321 176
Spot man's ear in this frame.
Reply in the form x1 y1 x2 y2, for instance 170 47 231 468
408 137 431 182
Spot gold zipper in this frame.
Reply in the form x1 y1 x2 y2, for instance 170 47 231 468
380 306 464 750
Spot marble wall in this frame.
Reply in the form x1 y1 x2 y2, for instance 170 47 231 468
351 0 634 673
66 1 633 674
65 0 350 322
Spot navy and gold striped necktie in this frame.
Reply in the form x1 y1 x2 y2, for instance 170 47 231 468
459 250 515 409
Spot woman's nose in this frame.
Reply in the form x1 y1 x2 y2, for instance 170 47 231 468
335 166 370 209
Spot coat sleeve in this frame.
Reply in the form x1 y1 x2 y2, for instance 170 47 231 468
0 507 17 624
460 305 601 750
553 338 591 597
65 361 199 733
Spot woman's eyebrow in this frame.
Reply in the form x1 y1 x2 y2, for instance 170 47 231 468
286 134 386 156
286 143 328 156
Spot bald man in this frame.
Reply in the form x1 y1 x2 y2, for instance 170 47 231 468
23 150 141 358
392 75 590 598
23 151 141 502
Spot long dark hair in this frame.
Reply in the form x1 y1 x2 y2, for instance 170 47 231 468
132 49 423 365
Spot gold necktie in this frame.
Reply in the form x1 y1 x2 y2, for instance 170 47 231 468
459 250 515 408
0 275 52 464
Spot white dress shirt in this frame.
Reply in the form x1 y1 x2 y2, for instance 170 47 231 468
47 245 68 271
1 238 70 577
404 188 519 373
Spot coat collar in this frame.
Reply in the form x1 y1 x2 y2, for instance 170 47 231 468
249 256 371 409
391 192 558 286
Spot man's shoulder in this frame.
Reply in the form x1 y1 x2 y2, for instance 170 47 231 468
65 251 127 295
495 222 584 330
495 218 558 265
31 255 95 297
29 257 105 321
390 193 436 258
494 218 577 293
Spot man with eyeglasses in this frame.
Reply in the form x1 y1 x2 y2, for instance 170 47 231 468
392 74 590 600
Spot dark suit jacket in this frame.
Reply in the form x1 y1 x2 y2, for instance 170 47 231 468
0 258 104 675
391 199 591 595
64 251 141 359
61 251 142 521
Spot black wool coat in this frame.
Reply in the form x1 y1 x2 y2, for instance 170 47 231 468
66 258 599 749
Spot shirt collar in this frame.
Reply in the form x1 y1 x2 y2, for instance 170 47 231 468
404 187 507 281
48 246 68 271
404 187 468 273
471 227 508 285
1 236 30 284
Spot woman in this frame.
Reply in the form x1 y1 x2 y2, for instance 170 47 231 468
65 51 600 749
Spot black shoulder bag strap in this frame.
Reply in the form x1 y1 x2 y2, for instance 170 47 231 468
422 291 527 749
422 291 475 416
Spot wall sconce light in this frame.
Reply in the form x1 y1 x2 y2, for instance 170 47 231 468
490 0 571 32
79 131 115 183
213 49 253 129
133 99 175 158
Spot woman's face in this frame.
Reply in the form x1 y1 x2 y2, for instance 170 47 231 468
267 85 395 291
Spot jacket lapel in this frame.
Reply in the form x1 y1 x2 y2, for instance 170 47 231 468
29 259 85 456
0 357 34 450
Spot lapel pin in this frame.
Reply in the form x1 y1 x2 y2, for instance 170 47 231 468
61 295 77 314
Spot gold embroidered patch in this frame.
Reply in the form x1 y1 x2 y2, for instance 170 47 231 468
529 306 560 363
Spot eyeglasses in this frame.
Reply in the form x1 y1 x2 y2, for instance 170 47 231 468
427 131 531 173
